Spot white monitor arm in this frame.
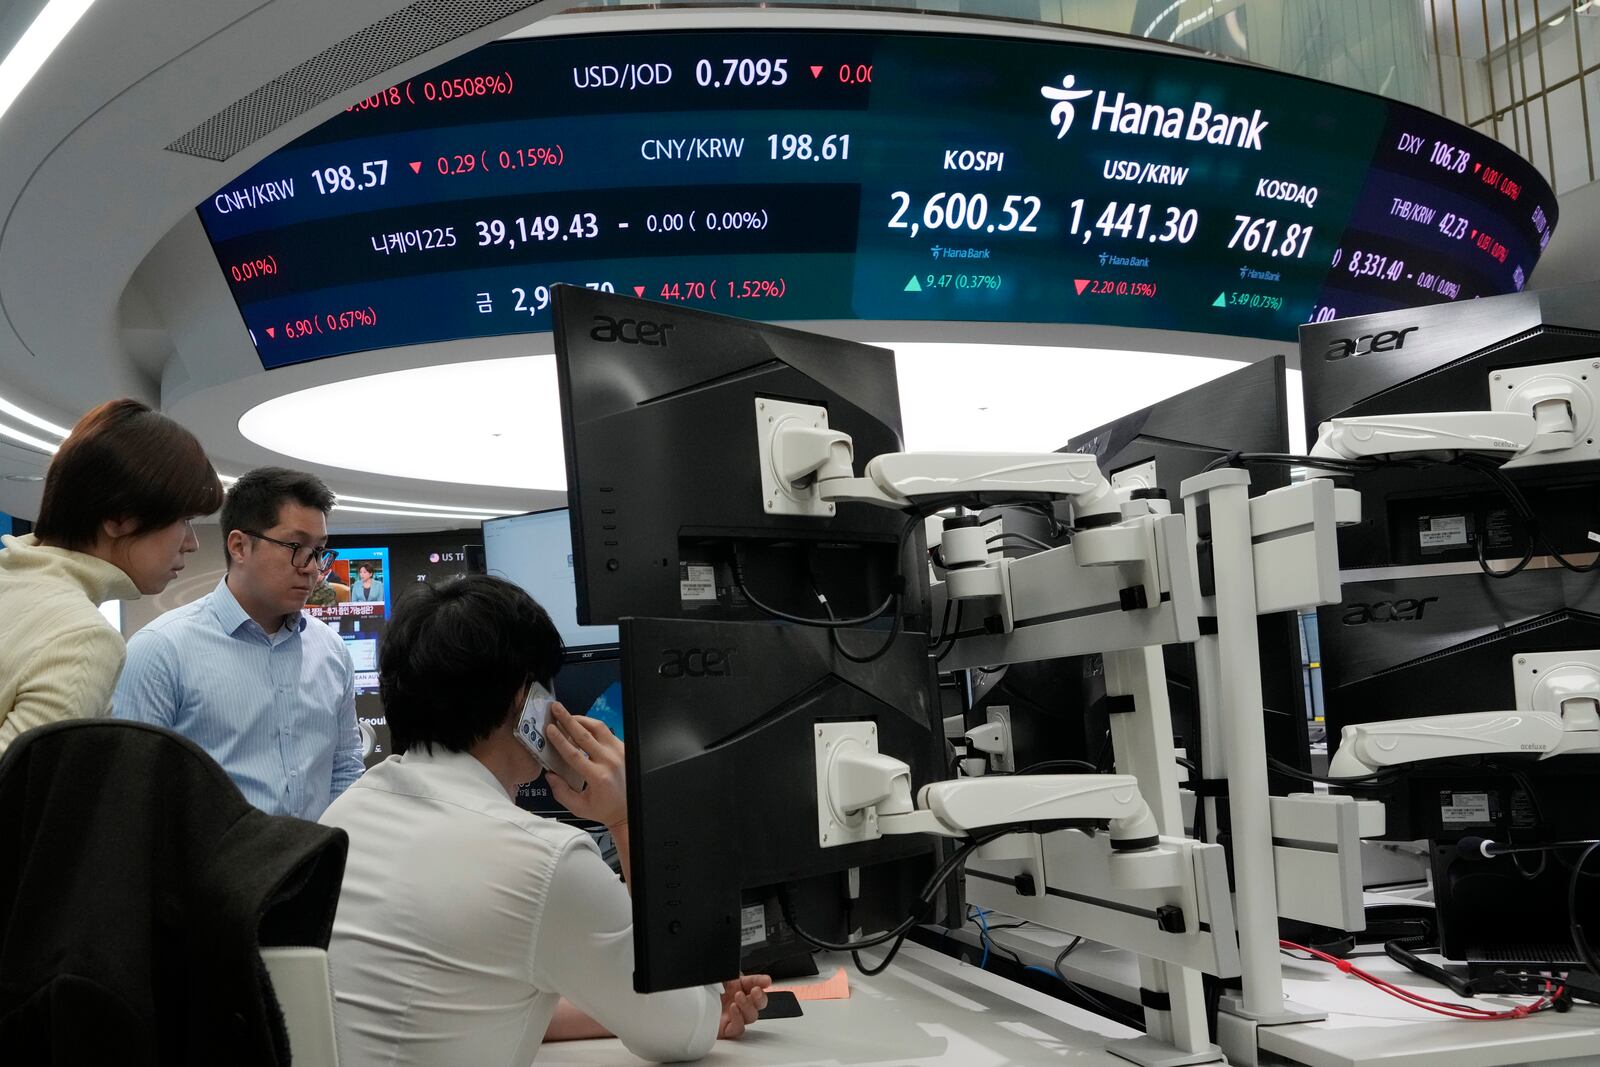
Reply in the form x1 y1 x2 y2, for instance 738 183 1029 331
826 450 1120 524
814 722 1173 891
760 399 1120 524
1328 653 1600 777
1308 360 1590 472
1309 410 1546 465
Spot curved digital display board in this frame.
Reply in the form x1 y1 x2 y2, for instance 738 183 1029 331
198 25 1557 368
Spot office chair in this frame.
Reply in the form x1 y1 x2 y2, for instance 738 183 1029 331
262 947 342 1067
0 720 348 1066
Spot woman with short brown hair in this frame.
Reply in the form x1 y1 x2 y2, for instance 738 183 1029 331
0 399 223 751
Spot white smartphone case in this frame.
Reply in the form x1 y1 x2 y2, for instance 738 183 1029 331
515 682 586 791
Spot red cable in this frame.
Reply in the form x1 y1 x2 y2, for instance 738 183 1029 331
1279 941 1559 1021
1279 941 1514 1019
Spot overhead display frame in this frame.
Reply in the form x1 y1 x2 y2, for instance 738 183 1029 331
197 18 1556 368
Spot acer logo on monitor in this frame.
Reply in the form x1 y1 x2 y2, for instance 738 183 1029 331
657 646 736 678
1323 325 1418 361
1340 596 1439 625
590 315 674 346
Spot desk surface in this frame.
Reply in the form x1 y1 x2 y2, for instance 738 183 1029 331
975 920 1600 1067
531 940 1142 1066
1262 951 1600 1067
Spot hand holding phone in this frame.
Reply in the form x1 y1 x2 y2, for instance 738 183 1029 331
515 683 586 792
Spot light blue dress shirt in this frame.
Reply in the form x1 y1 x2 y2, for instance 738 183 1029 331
112 577 363 820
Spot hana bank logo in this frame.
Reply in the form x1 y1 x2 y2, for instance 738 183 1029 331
1042 75 1093 138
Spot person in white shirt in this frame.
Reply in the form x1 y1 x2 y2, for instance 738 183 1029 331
320 575 768 1067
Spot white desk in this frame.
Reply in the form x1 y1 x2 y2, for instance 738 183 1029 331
965 922 1600 1067
531 940 1142 1066
1261 951 1600 1067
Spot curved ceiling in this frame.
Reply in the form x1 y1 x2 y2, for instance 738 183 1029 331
0 2 1287 530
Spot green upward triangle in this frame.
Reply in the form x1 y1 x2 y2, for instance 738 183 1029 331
904 275 922 292
1212 292 1227 307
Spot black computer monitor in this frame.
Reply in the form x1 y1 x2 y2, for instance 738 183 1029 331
968 357 1311 793
481 507 620 652
551 285 917 628
1303 289 1600 963
1301 286 1600 764
1317 565 1600 965
554 290 946 990
619 615 945 992
1300 286 1600 570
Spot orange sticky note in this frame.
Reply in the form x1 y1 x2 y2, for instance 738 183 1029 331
770 966 851 1001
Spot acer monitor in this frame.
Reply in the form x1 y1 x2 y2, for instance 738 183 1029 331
1316 564 1600 966
1318 566 1600 810
551 285 921 630
1299 285 1600 571
969 357 1311 795
618 615 945 992
481 507 620 652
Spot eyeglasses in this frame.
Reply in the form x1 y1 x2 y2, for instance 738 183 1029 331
241 530 338 571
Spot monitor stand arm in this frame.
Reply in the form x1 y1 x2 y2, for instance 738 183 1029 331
756 399 1122 525
814 725 1178 892
1328 657 1600 777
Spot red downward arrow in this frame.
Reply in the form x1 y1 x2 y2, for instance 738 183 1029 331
408 161 422 174
633 285 646 297
265 327 276 339
1474 163 1482 172
811 65 824 78
1472 230 1478 238
1074 279 1090 295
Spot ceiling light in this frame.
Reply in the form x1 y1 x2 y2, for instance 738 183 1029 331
887 343 1278 453
334 493 510 515
238 359 567 491
334 504 514 521
240 347 1299 491
0 394 69 438
0 0 98 126
0 420 59 454
3 473 44 482
213 469 512 520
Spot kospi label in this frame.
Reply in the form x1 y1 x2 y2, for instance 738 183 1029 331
1042 75 1270 151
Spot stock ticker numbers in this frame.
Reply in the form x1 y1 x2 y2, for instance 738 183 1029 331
344 72 515 112
196 27 1556 367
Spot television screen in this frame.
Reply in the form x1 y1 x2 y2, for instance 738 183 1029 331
306 546 390 626
342 635 379 691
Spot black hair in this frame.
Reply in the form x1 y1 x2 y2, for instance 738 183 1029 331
219 467 336 568
35 399 223 550
379 575 565 754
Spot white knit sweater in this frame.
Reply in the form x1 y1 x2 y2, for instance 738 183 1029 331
0 534 140 754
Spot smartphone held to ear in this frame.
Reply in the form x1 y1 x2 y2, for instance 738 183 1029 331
515 683 587 792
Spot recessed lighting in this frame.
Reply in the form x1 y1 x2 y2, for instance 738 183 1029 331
0 422 57 453
238 359 567 491
0 0 99 127
0 395 69 438
237 346 1304 492
3 473 44 482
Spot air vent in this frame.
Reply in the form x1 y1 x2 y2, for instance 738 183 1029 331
166 0 544 162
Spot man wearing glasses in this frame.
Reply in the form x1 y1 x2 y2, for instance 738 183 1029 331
113 467 364 819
